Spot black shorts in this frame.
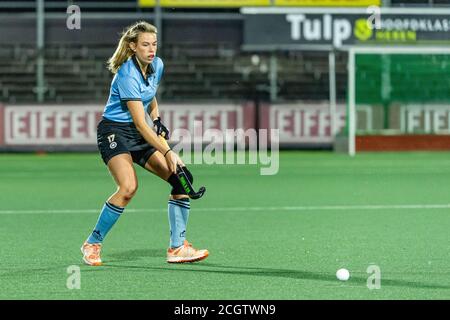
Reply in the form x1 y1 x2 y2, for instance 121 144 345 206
97 118 157 167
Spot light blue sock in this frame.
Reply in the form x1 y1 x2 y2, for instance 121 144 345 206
86 202 124 244
178 198 190 227
168 198 190 248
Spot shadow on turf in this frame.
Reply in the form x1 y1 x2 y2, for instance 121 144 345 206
106 248 166 262
105 260 450 290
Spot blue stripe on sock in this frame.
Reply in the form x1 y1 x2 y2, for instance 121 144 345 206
168 203 190 210
105 202 124 214
172 199 190 204
170 200 191 207
168 201 190 210
106 201 124 211
105 203 123 214
170 199 191 207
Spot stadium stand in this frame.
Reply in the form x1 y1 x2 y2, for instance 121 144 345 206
0 0 381 104
0 42 348 104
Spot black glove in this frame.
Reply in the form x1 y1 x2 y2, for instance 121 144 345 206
153 117 170 139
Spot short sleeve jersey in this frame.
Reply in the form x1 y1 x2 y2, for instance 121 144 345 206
103 55 164 122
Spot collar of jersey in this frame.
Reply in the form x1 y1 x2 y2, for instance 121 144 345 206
132 54 155 86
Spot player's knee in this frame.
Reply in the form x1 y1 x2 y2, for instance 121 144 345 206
168 177 186 195
167 167 193 195
120 182 138 200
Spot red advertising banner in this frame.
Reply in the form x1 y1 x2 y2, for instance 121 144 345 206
261 103 347 144
0 103 252 148
3 105 104 145
0 103 346 149
159 103 255 137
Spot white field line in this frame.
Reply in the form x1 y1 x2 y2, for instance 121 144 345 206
1 204 450 215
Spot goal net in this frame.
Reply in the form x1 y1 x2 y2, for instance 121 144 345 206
347 47 450 156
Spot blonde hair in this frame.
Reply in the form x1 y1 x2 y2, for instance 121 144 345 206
107 21 157 74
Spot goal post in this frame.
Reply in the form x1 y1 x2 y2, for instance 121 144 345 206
347 46 450 156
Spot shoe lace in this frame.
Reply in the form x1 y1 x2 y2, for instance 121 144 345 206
183 240 192 248
88 244 101 257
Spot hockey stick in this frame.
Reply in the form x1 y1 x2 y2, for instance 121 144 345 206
158 135 206 200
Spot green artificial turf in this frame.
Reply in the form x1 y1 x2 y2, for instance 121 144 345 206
1 151 450 299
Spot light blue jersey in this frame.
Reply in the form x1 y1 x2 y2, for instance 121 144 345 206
103 55 164 122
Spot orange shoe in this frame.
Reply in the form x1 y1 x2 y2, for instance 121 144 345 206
81 242 103 266
167 240 209 263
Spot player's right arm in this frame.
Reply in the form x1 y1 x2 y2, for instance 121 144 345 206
127 100 180 173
